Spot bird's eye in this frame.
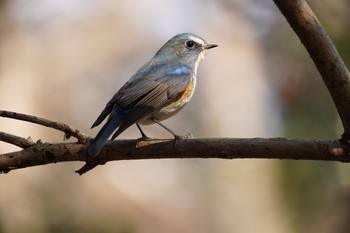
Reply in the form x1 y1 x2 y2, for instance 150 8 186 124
186 40 195 48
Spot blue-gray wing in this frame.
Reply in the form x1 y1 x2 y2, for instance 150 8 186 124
91 62 191 134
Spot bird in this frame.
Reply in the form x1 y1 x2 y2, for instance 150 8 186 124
88 33 217 157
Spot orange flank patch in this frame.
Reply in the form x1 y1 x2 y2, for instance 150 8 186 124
181 81 193 98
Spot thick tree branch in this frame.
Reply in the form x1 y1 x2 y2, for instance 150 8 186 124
0 138 348 175
273 0 350 141
0 110 89 143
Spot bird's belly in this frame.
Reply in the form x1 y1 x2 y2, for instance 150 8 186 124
139 78 195 125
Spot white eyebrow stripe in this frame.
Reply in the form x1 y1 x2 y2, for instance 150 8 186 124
187 35 205 45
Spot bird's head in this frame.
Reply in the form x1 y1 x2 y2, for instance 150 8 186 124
155 33 218 65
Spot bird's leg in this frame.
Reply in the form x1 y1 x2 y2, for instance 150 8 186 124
136 123 152 140
151 118 192 140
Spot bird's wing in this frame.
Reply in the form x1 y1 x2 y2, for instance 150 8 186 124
90 76 157 128
91 63 191 131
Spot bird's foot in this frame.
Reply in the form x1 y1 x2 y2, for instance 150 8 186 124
174 133 193 140
137 135 153 141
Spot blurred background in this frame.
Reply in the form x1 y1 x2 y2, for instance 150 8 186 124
0 0 350 232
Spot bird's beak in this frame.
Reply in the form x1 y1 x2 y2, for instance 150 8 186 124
203 44 218 50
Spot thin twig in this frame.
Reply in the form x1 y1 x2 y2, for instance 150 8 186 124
0 131 35 148
0 110 89 143
76 160 105 175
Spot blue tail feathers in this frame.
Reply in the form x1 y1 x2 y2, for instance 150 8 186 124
88 108 123 157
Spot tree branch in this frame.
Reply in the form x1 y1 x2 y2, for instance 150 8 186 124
273 0 350 142
0 110 89 143
0 131 35 148
0 138 348 175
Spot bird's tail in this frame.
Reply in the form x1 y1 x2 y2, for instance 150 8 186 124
88 109 123 157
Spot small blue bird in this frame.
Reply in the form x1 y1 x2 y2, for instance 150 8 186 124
88 33 217 157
